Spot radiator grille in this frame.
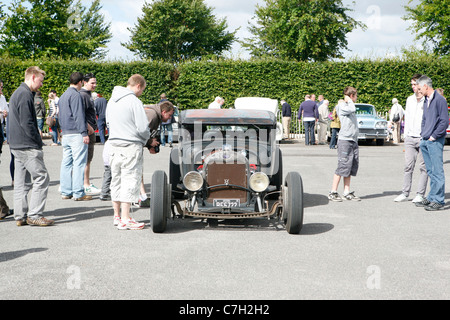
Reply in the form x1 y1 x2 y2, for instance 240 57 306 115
206 163 247 203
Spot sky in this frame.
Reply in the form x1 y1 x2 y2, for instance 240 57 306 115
3 0 422 61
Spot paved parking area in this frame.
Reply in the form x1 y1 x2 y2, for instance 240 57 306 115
0 140 449 300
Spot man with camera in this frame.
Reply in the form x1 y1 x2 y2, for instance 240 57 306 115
144 100 175 154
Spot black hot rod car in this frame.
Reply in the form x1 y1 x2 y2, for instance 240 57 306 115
150 107 304 234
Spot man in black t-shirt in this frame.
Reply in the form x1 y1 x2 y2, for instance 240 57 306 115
79 73 101 196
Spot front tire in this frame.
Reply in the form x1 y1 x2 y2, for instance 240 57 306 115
283 172 304 234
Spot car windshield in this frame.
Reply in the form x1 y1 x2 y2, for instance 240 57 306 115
180 123 274 165
181 124 273 143
356 105 374 115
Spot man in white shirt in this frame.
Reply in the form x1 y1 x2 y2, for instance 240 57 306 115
208 96 224 109
394 74 428 203
317 99 330 145
0 79 9 152
389 98 405 144
0 79 13 220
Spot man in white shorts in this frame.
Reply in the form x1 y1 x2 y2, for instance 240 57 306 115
106 74 151 230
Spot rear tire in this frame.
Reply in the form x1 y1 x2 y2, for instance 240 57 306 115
269 147 283 199
169 148 184 199
151 170 169 233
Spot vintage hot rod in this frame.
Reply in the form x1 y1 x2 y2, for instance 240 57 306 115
150 108 304 234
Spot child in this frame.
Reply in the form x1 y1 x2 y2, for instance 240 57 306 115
328 86 361 202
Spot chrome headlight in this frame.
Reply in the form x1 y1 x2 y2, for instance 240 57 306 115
249 172 270 192
375 121 387 129
183 171 203 192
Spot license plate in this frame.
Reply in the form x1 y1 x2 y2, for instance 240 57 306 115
213 199 240 207
358 133 366 139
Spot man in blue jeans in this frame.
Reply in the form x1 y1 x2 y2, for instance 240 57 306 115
416 75 448 211
298 95 319 145
58 72 92 201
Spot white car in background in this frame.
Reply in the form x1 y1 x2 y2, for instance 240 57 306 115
234 97 284 141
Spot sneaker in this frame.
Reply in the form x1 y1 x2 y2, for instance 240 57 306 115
84 184 101 196
139 198 150 207
117 218 145 230
328 191 343 202
415 198 431 207
412 194 425 203
99 195 111 201
343 191 361 201
113 216 121 226
132 202 140 208
16 219 28 227
73 195 93 201
394 193 409 202
0 209 13 220
27 216 54 226
424 202 445 211
61 195 73 200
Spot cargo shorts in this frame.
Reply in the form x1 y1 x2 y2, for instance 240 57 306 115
109 143 143 203
335 140 359 177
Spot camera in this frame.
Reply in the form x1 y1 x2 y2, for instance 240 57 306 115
147 129 161 154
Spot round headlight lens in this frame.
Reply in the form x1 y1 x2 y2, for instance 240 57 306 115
376 121 387 129
249 172 270 192
183 171 203 192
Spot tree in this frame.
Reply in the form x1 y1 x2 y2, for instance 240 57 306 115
123 0 237 63
403 0 450 57
242 0 365 62
0 1 5 30
0 0 112 60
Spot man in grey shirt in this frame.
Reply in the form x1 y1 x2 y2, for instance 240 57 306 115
328 86 361 202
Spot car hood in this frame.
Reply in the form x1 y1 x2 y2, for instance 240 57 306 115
356 114 386 127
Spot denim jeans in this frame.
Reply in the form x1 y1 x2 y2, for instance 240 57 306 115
330 128 339 149
97 118 106 144
420 137 445 205
304 121 315 145
60 134 88 198
50 117 58 144
161 123 173 145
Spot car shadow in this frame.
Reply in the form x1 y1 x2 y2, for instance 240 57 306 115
157 217 334 236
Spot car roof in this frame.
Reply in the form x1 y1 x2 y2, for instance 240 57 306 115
179 109 277 126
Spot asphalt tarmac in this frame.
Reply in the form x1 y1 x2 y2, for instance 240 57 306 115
0 139 449 300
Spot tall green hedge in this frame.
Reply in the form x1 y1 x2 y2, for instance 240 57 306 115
0 58 173 104
174 57 450 112
1 56 449 113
